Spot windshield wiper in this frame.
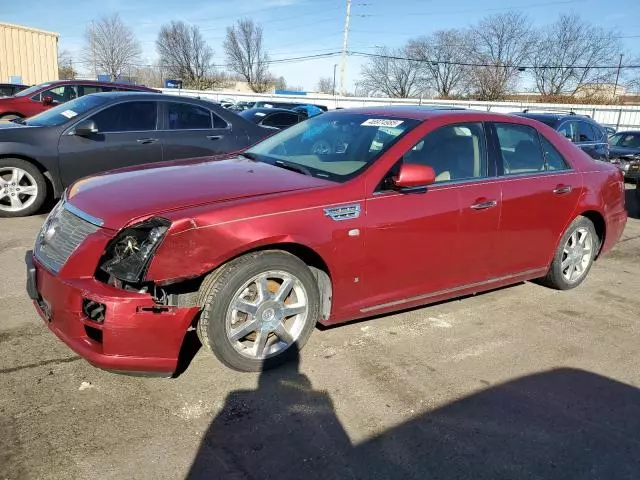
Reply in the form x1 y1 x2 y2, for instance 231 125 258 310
274 160 312 176
239 152 259 161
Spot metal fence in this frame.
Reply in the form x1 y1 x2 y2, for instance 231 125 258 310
160 88 640 130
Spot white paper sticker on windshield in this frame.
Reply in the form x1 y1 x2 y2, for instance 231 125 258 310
255 112 266 117
60 109 78 119
361 118 404 127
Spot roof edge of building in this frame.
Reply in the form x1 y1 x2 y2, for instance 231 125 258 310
0 22 59 38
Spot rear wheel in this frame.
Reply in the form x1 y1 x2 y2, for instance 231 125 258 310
539 216 599 290
0 159 47 217
197 251 320 372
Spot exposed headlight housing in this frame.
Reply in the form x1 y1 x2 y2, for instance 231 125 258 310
99 218 170 283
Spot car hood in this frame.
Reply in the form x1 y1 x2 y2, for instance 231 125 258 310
66 155 333 230
0 120 29 130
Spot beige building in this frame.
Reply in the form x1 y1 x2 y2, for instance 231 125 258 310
0 23 59 85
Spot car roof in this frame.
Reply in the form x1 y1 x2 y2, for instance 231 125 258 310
614 130 640 135
37 80 157 91
0 83 28 87
328 105 502 120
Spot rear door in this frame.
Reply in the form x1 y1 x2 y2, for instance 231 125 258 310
58 100 162 186
491 122 582 276
157 101 242 161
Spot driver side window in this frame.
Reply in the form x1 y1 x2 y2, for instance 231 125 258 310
404 122 488 183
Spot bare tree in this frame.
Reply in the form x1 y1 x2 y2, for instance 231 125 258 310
156 21 216 89
84 14 141 81
274 76 287 90
359 46 426 98
224 19 271 93
532 15 621 96
57 50 76 80
316 76 334 94
467 12 534 100
407 29 470 98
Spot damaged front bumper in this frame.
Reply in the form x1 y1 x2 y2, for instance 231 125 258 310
26 250 200 376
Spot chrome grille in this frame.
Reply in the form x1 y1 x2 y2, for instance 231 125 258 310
34 202 100 272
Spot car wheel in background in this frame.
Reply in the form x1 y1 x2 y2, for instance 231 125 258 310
538 216 599 290
0 158 47 217
0 114 21 121
197 250 320 372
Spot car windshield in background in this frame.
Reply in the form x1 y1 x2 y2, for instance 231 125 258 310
24 95 110 127
13 83 49 98
246 112 419 182
609 133 640 148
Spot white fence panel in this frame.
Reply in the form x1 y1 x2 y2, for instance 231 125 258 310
160 88 640 130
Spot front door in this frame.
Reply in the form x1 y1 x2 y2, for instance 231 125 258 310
363 122 500 311
157 101 241 161
491 122 582 276
58 100 161 186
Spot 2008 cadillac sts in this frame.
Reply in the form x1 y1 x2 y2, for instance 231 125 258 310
26 106 627 374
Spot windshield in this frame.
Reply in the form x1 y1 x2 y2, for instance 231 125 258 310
609 133 640 148
246 112 419 182
13 83 50 98
23 95 110 127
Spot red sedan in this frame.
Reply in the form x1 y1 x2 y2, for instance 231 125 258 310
0 80 158 120
26 107 627 374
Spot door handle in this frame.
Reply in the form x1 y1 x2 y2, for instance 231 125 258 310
136 138 158 144
553 185 572 195
207 135 224 141
470 200 498 210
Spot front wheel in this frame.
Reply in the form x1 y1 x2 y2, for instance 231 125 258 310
197 251 320 372
539 216 599 290
0 158 47 217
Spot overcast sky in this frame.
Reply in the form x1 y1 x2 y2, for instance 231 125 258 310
3 0 639 91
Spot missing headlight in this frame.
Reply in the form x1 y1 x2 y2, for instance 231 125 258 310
99 218 170 283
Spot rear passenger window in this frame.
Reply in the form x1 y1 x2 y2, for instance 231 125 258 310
540 136 570 171
495 123 545 174
80 85 102 96
167 103 212 130
577 122 596 142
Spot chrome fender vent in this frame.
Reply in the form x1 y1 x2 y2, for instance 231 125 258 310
324 204 361 221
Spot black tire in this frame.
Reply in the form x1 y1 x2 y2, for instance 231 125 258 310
197 250 320 372
0 158 47 218
538 216 599 290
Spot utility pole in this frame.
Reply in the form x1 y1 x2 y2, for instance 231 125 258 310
613 53 623 99
333 63 337 96
339 0 352 96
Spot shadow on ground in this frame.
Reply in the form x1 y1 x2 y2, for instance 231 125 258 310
188 348 640 479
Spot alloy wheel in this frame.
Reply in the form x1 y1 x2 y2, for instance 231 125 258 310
225 270 309 360
561 227 593 283
0 167 38 213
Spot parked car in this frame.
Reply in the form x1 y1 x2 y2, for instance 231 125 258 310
253 100 328 112
25 106 627 375
514 110 609 160
603 126 617 137
239 107 307 130
0 92 272 217
228 101 256 112
0 83 29 97
0 80 159 121
608 130 640 182
291 104 324 118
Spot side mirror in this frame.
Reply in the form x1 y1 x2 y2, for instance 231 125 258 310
72 120 98 137
42 95 54 106
393 163 436 190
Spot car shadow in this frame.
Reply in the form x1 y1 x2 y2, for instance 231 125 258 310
187 354 640 479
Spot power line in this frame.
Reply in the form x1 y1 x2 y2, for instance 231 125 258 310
349 50 640 70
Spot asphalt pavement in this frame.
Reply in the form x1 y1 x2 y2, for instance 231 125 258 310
2 185 640 480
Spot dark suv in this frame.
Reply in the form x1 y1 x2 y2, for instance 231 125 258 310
0 80 159 121
514 110 609 160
